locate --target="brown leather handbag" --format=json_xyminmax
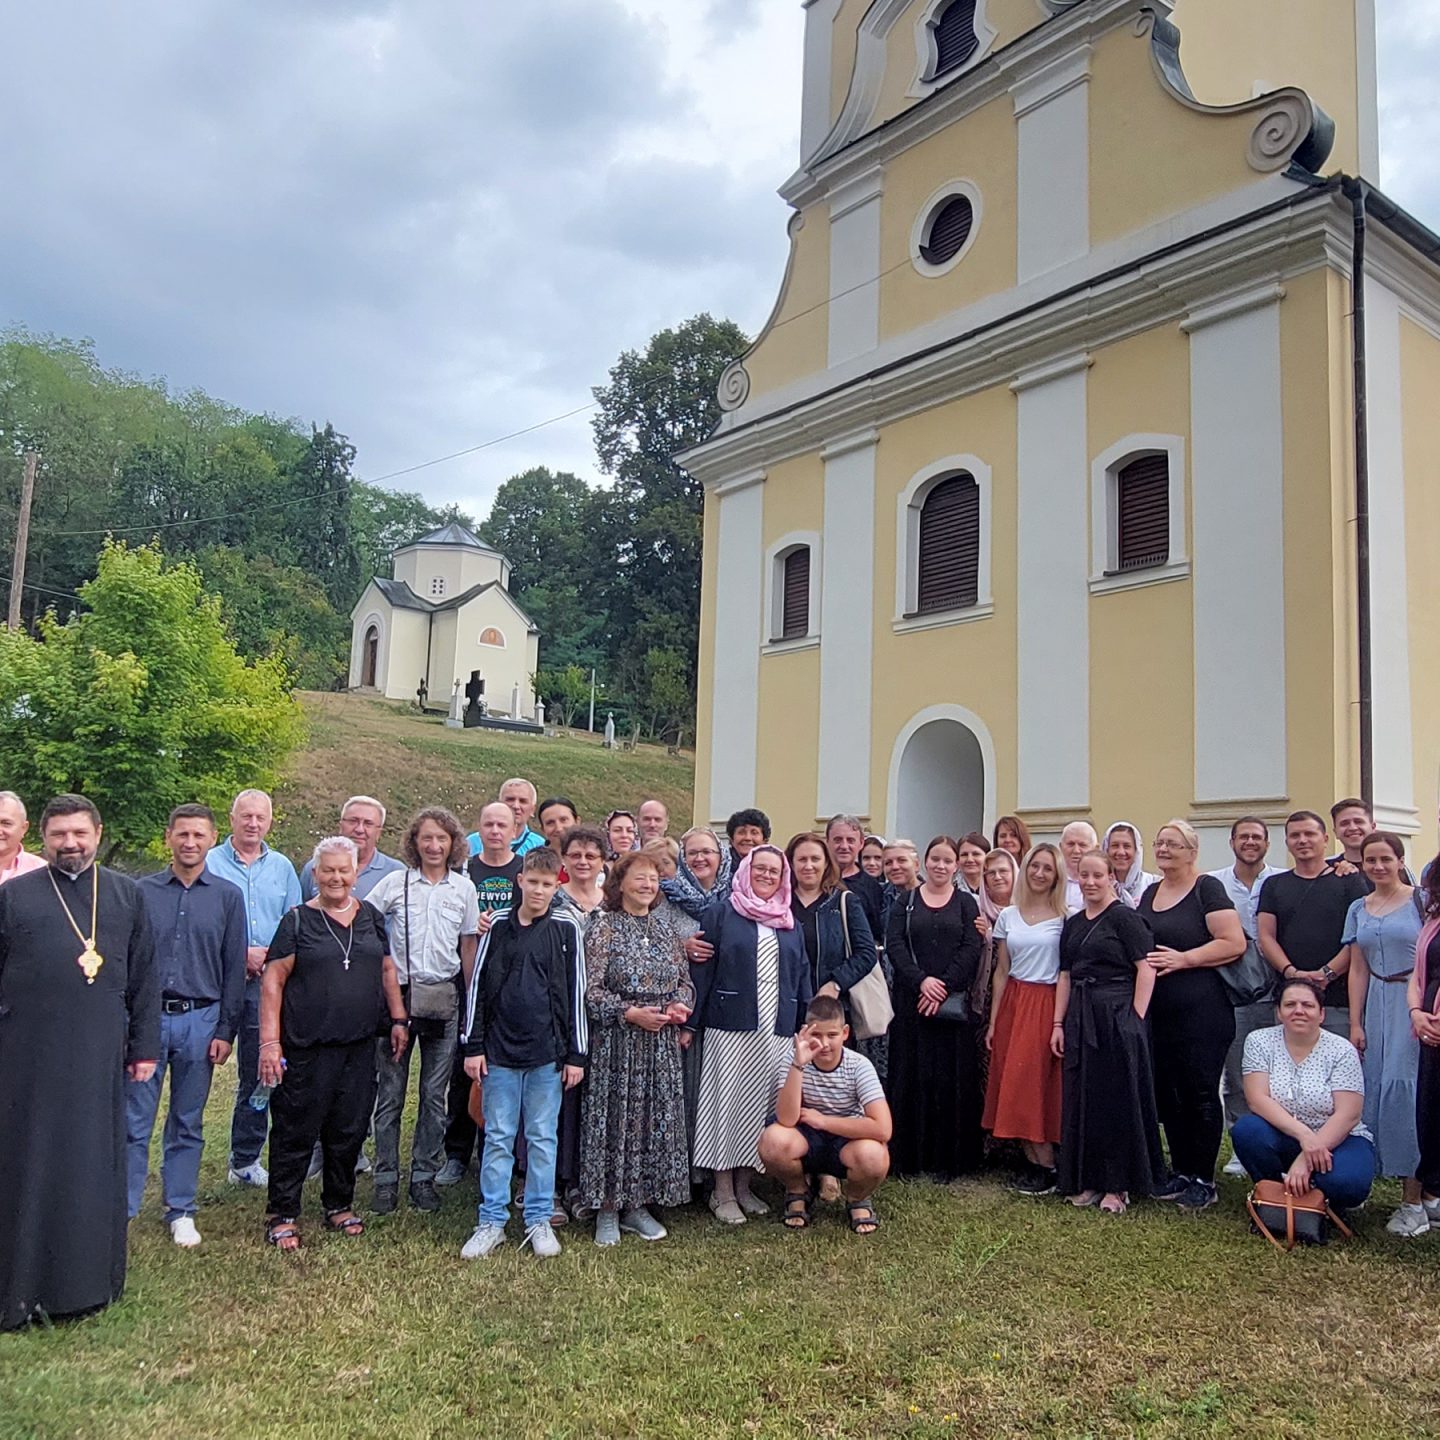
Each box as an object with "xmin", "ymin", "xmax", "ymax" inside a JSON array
[
  {"xmin": 1246, "ymin": 1179, "xmax": 1353, "ymax": 1252},
  {"xmin": 467, "ymin": 1079, "xmax": 484, "ymax": 1129}
]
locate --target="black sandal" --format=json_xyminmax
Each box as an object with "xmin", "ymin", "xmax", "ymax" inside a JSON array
[
  {"xmin": 265, "ymin": 1216, "xmax": 301, "ymax": 1251},
  {"xmin": 846, "ymin": 1200, "xmax": 879, "ymax": 1235},
  {"xmin": 782, "ymin": 1191, "xmax": 813, "ymax": 1230},
  {"xmin": 324, "ymin": 1208, "xmax": 365, "ymax": 1237}
]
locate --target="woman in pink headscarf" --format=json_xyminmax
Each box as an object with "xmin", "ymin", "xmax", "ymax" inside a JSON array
[{"xmin": 685, "ymin": 846, "xmax": 813, "ymax": 1225}]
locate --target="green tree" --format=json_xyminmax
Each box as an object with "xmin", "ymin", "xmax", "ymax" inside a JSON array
[
  {"xmin": 196, "ymin": 545, "xmax": 349, "ymax": 690},
  {"xmin": 0, "ymin": 541, "xmax": 305, "ymax": 859},
  {"xmin": 589, "ymin": 313, "xmax": 748, "ymax": 731},
  {"xmin": 479, "ymin": 466, "xmax": 610, "ymax": 672},
  {"xmin": 289, "ymin": 422, "xmax": 362, "ymax": 608},
  {"xmin": 533, "ymin": 662, "xmax": 592, "ymax": 729}
]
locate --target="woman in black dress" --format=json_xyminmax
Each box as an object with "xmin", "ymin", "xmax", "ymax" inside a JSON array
[
  {"xmin": 1137, "ymin": 819, "xmax": 1246, "ymax": 1211},
  {"xmin": 1053, "ymin": 850, "xmax": 1163, "ymax": 1214},
  {"xmin": 259, "ymin": 836, "xmax": 408, "ymax": 1250},
  {"xmin": 885, "ymin": 835, "xmax": 983, "ymax": 1178}
]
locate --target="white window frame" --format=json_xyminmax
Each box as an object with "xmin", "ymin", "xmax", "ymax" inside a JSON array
[
  {"xmin": 1088, "ymin": 434, "xmax": 1189, "ymax": 596},
  {"xmin": 908, "ymin": 0, "xmax": 998, "ymax": 98},
  {"xmin": 762, "ymin": 531, "xmax": 822, "ymax": 654},
  {"xmin": 478, "ymin": 626, "xmax": 507, "ymax": 648},
  {"xmin": 894, "ymin": 454, "xmax": 993, "ymax": 633},
  {"xmin": 430, "ymin": 575, "xmax": 447, "ymax": 598},
  {"xmin": 910, "ymin": 179, "xmax": 983, "ymax": 278}
]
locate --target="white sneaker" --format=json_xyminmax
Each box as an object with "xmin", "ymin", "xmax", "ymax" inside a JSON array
[
  {"xmin": 1386, "ymin": 1203, "xmax": 1431, "ymax": 1238},
  {"xmin": 169, "ymin": 1216, "xmax": 202, "ymax": 1248},
  {"xmin": 1424, "ymin": 1195, "xmax": 1440, "ymax": 1224},
  {"xmin": 435, "ymin": 1157, "xmax": 467, "ymax": 1187},
  {"xmin": 1222, "ymin": 1155, "xmax": 1247, "ymax": 1178},
  {"xmin": 619, "ymin": 1206, "xmax": 667, "ymax": 1241},
  {"xmin": 227, "ymin": 1161, "xmax": 268, "ymax": 1187},
  {"xmin": 525, "ymin": 1222, "xmax": 562, "ymax": 1259},
  {"xmin": 460, "ymin": 1223, "xmax": 507, "ymax": 1260}
]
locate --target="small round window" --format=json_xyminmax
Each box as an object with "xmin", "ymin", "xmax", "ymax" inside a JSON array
[
  {"xmin": 921, "ymin": 196, "xmax": 973, "ymax": 266},
  {"xmin": 912, "ymin": 182, "xmax": 981, "ymax": 276}
]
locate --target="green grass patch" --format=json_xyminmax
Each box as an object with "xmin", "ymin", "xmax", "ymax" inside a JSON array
[
  {"xmin": 4, "ymin": 1074, "xmax": 1439, "ymax": 1439},
  {"xmin": 268, "ymin": 692, "xmax": 695, "ymax": 858}
]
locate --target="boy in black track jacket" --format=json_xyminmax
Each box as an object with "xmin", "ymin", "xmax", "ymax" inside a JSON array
[{"xmin": 459, "ymin": 849, "xmax": 586, "ymax": 1260}]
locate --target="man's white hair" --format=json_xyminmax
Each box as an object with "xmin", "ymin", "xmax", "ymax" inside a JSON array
[
  {"xmin": 342, "ymin": 795, "xmax": 387, "ymax": 825},
  {"xmin": 0, "ymin": 790, "xmax": 26, "ymax": 820},
  {"xmin": 231, "ymin": 788, "xmax": 273, "ymax": 813},
  {"xmin": 500, "ymin": 777, "xmax": 537, "ymax": 803}
]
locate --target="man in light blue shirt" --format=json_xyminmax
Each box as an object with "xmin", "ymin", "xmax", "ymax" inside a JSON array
[
  {"xmin": 298, "ymin": 795, "xmax": 403, "ymax": 901},
  {"xmin": 466, "ymin": 777, "xmax": 546, "ymax": 858},
  {"xmin": 206, "ymin": 788, "xmax": 301, "ymax": 1187},
  {"xmin": 1209, "ymin": 814, "xmax": 1285, "ymax": 1168}
]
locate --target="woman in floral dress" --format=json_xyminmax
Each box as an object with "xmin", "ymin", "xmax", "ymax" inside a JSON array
[{"xmin": 579, "ymin": 851, "xmax": 694, "ymax": 1247}]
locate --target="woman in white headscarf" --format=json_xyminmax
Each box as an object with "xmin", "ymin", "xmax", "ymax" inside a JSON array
[{"xmin": 1103, "ymin": 822, "xmax": 1156, "ymax": 910}]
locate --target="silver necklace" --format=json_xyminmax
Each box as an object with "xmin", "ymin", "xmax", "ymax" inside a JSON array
[{"xmin": 320, "ymin": 904, "xmax": 356, "ymax": 970}]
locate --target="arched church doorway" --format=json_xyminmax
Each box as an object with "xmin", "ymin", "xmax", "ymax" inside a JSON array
[
  {"xmin": 888, "ymin": 706, "xmax": 992, "ymax": 844},
  {"xmin": 362, "ymin": 625, "xmax": 379, "ymax": 688}
]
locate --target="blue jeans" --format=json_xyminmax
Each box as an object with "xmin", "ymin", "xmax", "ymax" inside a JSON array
[
  {"xmin": 126, "ymin": 1003, "xmax": 219, "ymax": 1222},
  {"xmin": 229, "ymin": 977, "xmax": 269, "ymax": 1168},
  {"xmin": 478, "ymin": 1063, "xmax": 563, "ymax": 1229},
  {"xmin": 1230, "ymin": 1114, "xmax": 1376, "ymax": 1210}
]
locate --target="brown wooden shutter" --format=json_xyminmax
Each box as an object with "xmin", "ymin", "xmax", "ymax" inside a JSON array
[
  {"xmin": 934, "ymin": 0, "xmax": 979, "ymax": 74},
  {"xmin": 1115, "ymin": 455, "xmax": 1170, "ymax": 571},
  {"xmin": 780, "ymin": 547, "xmax": 809, "ymax": 639},
  {"xmin": 916, "ymin": 474, "xmax": 980, "ymax": 614},
  {"xmin": 920, "ymin": 196, "xmax": 974, "ymax": 266}
]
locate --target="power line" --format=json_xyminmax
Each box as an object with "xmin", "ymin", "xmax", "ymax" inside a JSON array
[{"xmin": 0, "ymin": 571, "xmax": 82, "ymax": 601}]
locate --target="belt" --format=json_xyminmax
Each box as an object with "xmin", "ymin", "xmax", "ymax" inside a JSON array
[
  {"xmin": 161, "ymin": 997, "xmax": 212, "ymax": 1014},
  {"xmin": 1379, "ymin": 972, "xmax": 1412, "ymax": 984}
]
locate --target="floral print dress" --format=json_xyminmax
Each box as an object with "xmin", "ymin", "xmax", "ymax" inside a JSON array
[{"xmin": 578, "ymin": 909, "xmax": 694, "ymax": 1212}]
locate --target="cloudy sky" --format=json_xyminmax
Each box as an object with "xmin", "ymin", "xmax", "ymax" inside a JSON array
[{"xmin": 4, "ymin": 2, "xmax": 1438, "ymax": 522}]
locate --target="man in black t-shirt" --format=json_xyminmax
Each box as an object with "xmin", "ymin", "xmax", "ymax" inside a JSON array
[
  {"xmin": 467, "ymin": 802, "xmax": 524, "ymax": 925},
  {"xmin": 1257, "ymin": 810, "xmax": 1369, "ymax": 1036}
]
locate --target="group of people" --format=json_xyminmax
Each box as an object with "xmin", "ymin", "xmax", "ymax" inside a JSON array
[{"xmin": 1, "ymin": 778, "xmax": 1438, "ymax": 1331}]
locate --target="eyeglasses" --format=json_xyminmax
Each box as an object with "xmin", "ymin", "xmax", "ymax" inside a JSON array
[{"xmin": 685, "ymin": 847, "xmax": 720, "ymax": 860}]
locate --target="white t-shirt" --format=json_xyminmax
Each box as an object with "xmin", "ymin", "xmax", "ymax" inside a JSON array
[
  {"xmin": 1241, "ymin": 1026, "xmax": 1372, "ymax": 1140},
  {"xmin": 993, "ymin": 906, "xmax": 1063, "ymax": 985},
  {"xmin": 773, "ymin": 1047, "xmax": 884, "ymax": 1119}
]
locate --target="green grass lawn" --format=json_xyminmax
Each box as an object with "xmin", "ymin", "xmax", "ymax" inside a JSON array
[
  {"xmin": 3, "ymin": 1068, "xmax": 1438, "ymax": 1440},
  {"xmin": 268, "ymin": 692, "xmax": 696, "ymax": 860}
]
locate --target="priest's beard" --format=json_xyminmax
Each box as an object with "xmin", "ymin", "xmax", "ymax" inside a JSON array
[{"xmin": 51, "ymin": 849, "xmax": 95, "ymax": 874}]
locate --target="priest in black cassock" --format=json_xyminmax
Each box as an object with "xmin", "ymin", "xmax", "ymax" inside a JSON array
[{"xmin": 0, "ymin": 793, "xmax": 159, "ymax": 1331}]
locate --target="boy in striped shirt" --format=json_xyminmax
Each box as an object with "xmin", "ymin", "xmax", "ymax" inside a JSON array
[{"xmin": 759, "ymin": 995, "xmax": 892, "ymax": 1235}]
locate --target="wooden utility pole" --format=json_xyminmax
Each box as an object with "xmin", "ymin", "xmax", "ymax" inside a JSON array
[{"xmin": 7, "ymin": 451, "xmax": 37, "ymax": 630}]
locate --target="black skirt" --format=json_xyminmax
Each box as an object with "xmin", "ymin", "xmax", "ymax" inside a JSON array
[
  {"xmin": 887, "ymin": 1009, "xmax": 983, "ymax": 1180},
  {"xmin": 1057, "ymin": 980, "xmax": 1165, "ymax": 1196}
]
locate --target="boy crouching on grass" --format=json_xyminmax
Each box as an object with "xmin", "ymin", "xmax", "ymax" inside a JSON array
[
  {"xmin": 758, "ymin": 996, "xmax": 891, "ymax": 1234},
  {"xmin": 459, "ymin": 848, "xmax": 587, "ymax": 1261}
]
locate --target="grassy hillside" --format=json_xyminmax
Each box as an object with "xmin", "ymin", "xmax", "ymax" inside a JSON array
[{"xmin": 269, "ymin": 692, "xmax": 695, "ymax": 857}]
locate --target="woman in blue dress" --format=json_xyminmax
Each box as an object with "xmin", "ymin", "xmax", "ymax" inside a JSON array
[{"xmin": 1344, "ymin": 830, "xmax": 1438, "ymax": 1236}]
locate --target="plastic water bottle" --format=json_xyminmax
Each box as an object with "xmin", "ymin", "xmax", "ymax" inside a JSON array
[{"xmin": 249, "ymin": 1060, "xmax": 285, "ymax": 1111}]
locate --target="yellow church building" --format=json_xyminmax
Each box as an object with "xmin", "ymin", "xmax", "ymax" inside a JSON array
[{"xmin": 683, "ymin": 0, "xmax": 1440, "ymax": 867}]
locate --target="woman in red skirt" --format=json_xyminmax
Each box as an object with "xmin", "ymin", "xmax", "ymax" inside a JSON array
[{"xmin": 983, "ymin": 843, "xmax": 1067, "ymax": 1195}]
